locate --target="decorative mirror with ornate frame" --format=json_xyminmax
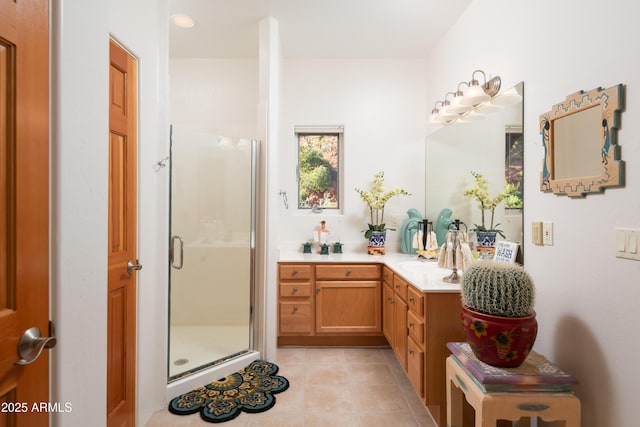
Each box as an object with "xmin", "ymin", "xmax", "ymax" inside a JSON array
[{"xmin": 539, "ymin": 84, "xmax": 625, "ymax": 197}]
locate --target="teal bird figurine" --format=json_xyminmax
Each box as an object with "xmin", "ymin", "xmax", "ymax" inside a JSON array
[
  {"xmin": 400, "ymin": 208, "xmax": 423, "ymax": 254},
  {"xmin": 435, "ymin": 208, "xmax": 453, "ymax": 246}
]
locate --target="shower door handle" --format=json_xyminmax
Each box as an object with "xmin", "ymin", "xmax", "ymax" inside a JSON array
[{"xmin": 170, "ymin": 235, "xmax": 184, "ymax": 269}]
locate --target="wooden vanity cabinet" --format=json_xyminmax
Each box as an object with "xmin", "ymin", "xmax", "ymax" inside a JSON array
[
  {"xmin": 278, "ymin": 262, "xmax": 385, "ymax": 346},
  {"xmin": 388, "ymin": 269, "xmax": 465, "ymax": 426},
  {"xmin": 278, "ymin": 264, "xmax": 313, "ymax": 336},
  {"xmin": 315, "ymin": 264, "xmax": 381, "ymax": 334},
  {"xmin": 421, "ymin": 290, "xmax": 466, "ymax": 426},
  {"xmin": 382, "ymin": 267, "xmax": 409, "ymax": 369}
]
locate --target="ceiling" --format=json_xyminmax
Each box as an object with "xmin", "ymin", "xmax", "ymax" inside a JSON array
[{"xmin": 169, "ymin": 0, "xmax": 473, "ymax": 59}]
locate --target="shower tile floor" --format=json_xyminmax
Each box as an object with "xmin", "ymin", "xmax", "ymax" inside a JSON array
[
  {"xmin": 148, "ymin": 347, "xmax": 438, "ymax": 426},
  {"xmin": 169, "ymin": 325, "xmax": 250, "ymax": 378}
]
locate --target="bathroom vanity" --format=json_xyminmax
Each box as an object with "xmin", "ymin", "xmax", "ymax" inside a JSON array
[{"xmin": 277, "ymin": 252, "xmax": 465, "ymax": 425}]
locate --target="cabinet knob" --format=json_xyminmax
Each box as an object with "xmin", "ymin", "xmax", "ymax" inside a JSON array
[
  {"xmin": 345, "ymin": 269, "xmax": 352, "ymax": 276},
  {"xmin": 409, "ymin": 322, "xmax": 414, "ymax": 328},
  {"xmin": 293, "ymin": 306, "xmax": 298, "ymax": 312},
  {"xmin": 395, "ymin": 284, "xmax": 400, "ymax": 289},
  {"xmin": 409, "ymin": 348, "xmax": 414, "ymax": 355},
  {"xmin": 409, "ymin": 296, "xmax": 414, "ymax": 303},
  {"xmin": 291, "ymin": 269, "xmax": 298, "ymax": 276},
  {"xmin": 390, "ymin": 299, "xmax": 395, "ymax": 304},
  {"xmin": 292, "ymin": 287, "xmax": 298, "ymax": 293},
  {"xmin": 317, "ymin": 287, "xmax": 321, "ymax": 293}
]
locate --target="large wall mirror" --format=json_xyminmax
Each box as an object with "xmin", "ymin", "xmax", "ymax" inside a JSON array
[
  {"xmin": 539, "ymin": 84, "xmax": 624, "ymax": 197},
  {"xmin": 425, "ymin": 82, "xmax": 524, "ymax": 261}
]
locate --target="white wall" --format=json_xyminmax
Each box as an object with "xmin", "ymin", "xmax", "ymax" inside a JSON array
[
  {"xmin": 170, "ymin": 58, "xmax": 259, "ymax": 137},
  {"xmin": 52, "ymin": 0, "xmax": 169, "ymax": 425},
  {"xmin": 278, "ymin": 59, "xmax": 428, "ymax": 252},
  {"xmin": 426, "ymin": 0, "xmax": 640, "ymax": 425}
]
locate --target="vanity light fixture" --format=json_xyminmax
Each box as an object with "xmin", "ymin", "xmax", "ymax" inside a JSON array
[
  {"xmin": 428, "ymin": 69, "xmax": 501, "ymax": 124},
  {"xmin": 460, "ymin": 70, "xmax": 501, "ymax": 106},
  {"xmin": 430, "ymin": 101, "xmax": 447, "ymax": 123},
  {"xmin": 436, "ymin": 92, "xmax": 460, "ymax": 122},
  {"xmin": 447, "ymin": 82, "xmax": 473, "ymax": 114}
]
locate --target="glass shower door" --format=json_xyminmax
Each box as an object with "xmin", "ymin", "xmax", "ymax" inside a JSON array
[{"xmin": 168, "ymin": 126, "xmax": 255, "ymax": 381}]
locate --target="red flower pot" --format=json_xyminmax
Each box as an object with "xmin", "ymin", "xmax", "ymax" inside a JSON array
[{"xmin": 461, "ymin": 305, "xmax": 538, "ymax": 368}]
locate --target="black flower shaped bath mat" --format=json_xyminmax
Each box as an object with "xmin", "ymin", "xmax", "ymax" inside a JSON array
[{"xmin": 168, "ymin": 359, "xmax": 289, "ymax": 423}]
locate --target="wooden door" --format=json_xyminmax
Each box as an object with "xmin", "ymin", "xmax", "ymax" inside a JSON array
[
  {"xmin": 107, "ymin": 39, "xmax": 138, "ymax": 427},
  {"xmin": 0, "ymin": 0, "xmax": 51, "ymax": 425}
]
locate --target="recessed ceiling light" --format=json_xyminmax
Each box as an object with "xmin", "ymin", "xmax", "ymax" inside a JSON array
[{"xmin": 171, "ymin": 14, "xmax": 195, "ymax": 28}]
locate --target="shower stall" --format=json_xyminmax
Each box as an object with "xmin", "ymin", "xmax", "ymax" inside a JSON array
[{"xmin": 167, "ymin": 126, "xmax": 258, "ymax": 396}]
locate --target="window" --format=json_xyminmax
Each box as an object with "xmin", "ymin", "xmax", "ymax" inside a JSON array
[
  {"xmin": 505, "ymin": 126, "xmax": 523, "ymax": 209},
  {"xmin": 296, "ymin": 126, "xmax": 343, "ymax": 210}
]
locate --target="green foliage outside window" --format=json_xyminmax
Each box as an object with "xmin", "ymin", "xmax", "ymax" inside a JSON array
[{"xmin": 298, "ymin": 134, "xmax": 339, "ymax": 209}]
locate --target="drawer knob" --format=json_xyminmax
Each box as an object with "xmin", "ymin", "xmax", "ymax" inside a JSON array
[
  {"xmin": 409, "ymin": 348, "xmax": 414, "ymax": 355},
  {"xmin": 293, "ymin": 306, "xmax": 298, "ymax": 312},
  {"xmin": 317, "ymin": 287, "xmax": 321, "ymax": 293},
  {"xmin": 292, "ymin": 287, "xmax": 298, "ymax": 293},
  {"xmin": 291, "ymin": 269, "xmax": 298, "ymax": 276},
  {"xmin": 409, "ymin": 322, "xmax": 414, "ymax": 328},
  {"xmin": 395, "ymin": 284, "xmax": 400, "ymax": 289},
  {"xmin": 346, "ymin": 269, "xmax": 352, "ymax": 276},
  {"xmin": 409, "ymin": 296, "xmax": 414, "ymax": 303}
]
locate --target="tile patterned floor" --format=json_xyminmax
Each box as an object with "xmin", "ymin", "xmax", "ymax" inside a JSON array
[{"xmin": 147, "ymin": 347, "xmax": 438, "ymax": 426}]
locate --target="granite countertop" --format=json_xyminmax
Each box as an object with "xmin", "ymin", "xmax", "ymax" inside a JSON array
[{"xmin": 278, "ymin": 250, "xmax": 461, "ymax": 293}]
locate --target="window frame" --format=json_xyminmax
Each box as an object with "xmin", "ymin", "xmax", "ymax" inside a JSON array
[{"xmin": 294, "ymin": 125, "xmax": 344, "ymax": 213}]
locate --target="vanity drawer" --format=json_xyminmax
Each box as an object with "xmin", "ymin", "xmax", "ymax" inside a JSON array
[
  {"xmin": 279, "ymin": 264, "xmax": 311, "ymax": 280},
  {"xmin": 315, "ymin": 264, "xmax": 381, "ymax": 280},
  {"xmin": 279, "ymin": 302, "xmax": 312, "ymax": 334},
  {"xmin": 408, "ymin": 310, "xmax": 425, "ymax": 345},
  {"xmin": 407, "ymin": 286, "xmax": 425, "ymax": 317},
  {"xmin": 393, "ymin": 275, "xmax": 408, "ymax": 302},
  {"xmin": 382, "ymin": 266, "xmax": 393, "ymax": 285},
  {"xmin": 279, "ymin": 282, "xmax": 311, "ymax": 297}
]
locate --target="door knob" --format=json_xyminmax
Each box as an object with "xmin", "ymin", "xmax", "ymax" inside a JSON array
[
  {"xmin": 16, "ymin": 325, "xmax": 57, "ymax": 365},
  {"xmin": 127, "ymin": 259, "xmax": 143, "ymax": 275}
]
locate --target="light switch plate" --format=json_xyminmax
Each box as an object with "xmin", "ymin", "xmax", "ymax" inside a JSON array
[
  {"xmin": 542, "ymin": 222, "xmax": 553, "ymax": 245},
  {"xmin": 616, "ymin": 228, "xmax": 640, "ymax": 260}
]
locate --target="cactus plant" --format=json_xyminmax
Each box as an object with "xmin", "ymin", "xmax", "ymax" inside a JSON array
[
  {"xmin": 461, "ymin": 260, "xmax": 535, "ymax": 318},
  {"xmin": 460, "ymin": 260, "xmax": 538, "ymax": 367}
]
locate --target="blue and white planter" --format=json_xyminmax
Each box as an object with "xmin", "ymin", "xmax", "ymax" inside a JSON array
[
  {"xmin": 367, "ymin": 231, "xmax": 386, "ymax": 255},
  {"xmin": 476, "ymin": 231, "xmax": 498, "ymax": 247}
]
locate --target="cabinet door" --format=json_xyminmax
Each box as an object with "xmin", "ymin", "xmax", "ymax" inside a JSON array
[
  {"xmin": 382, "ymin": 283, "xmax": 394, "ymax": 344},
  {"xmin": 393, "ymin": 297, "xmax": 408, "ymax": 370},
  {"xmin": 407, "ymin": 336, "xmax": 424, "ymax": 398},
  {"xmin": 316, "ymin": 280, "xmax": 381, "ymax": 334}
]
